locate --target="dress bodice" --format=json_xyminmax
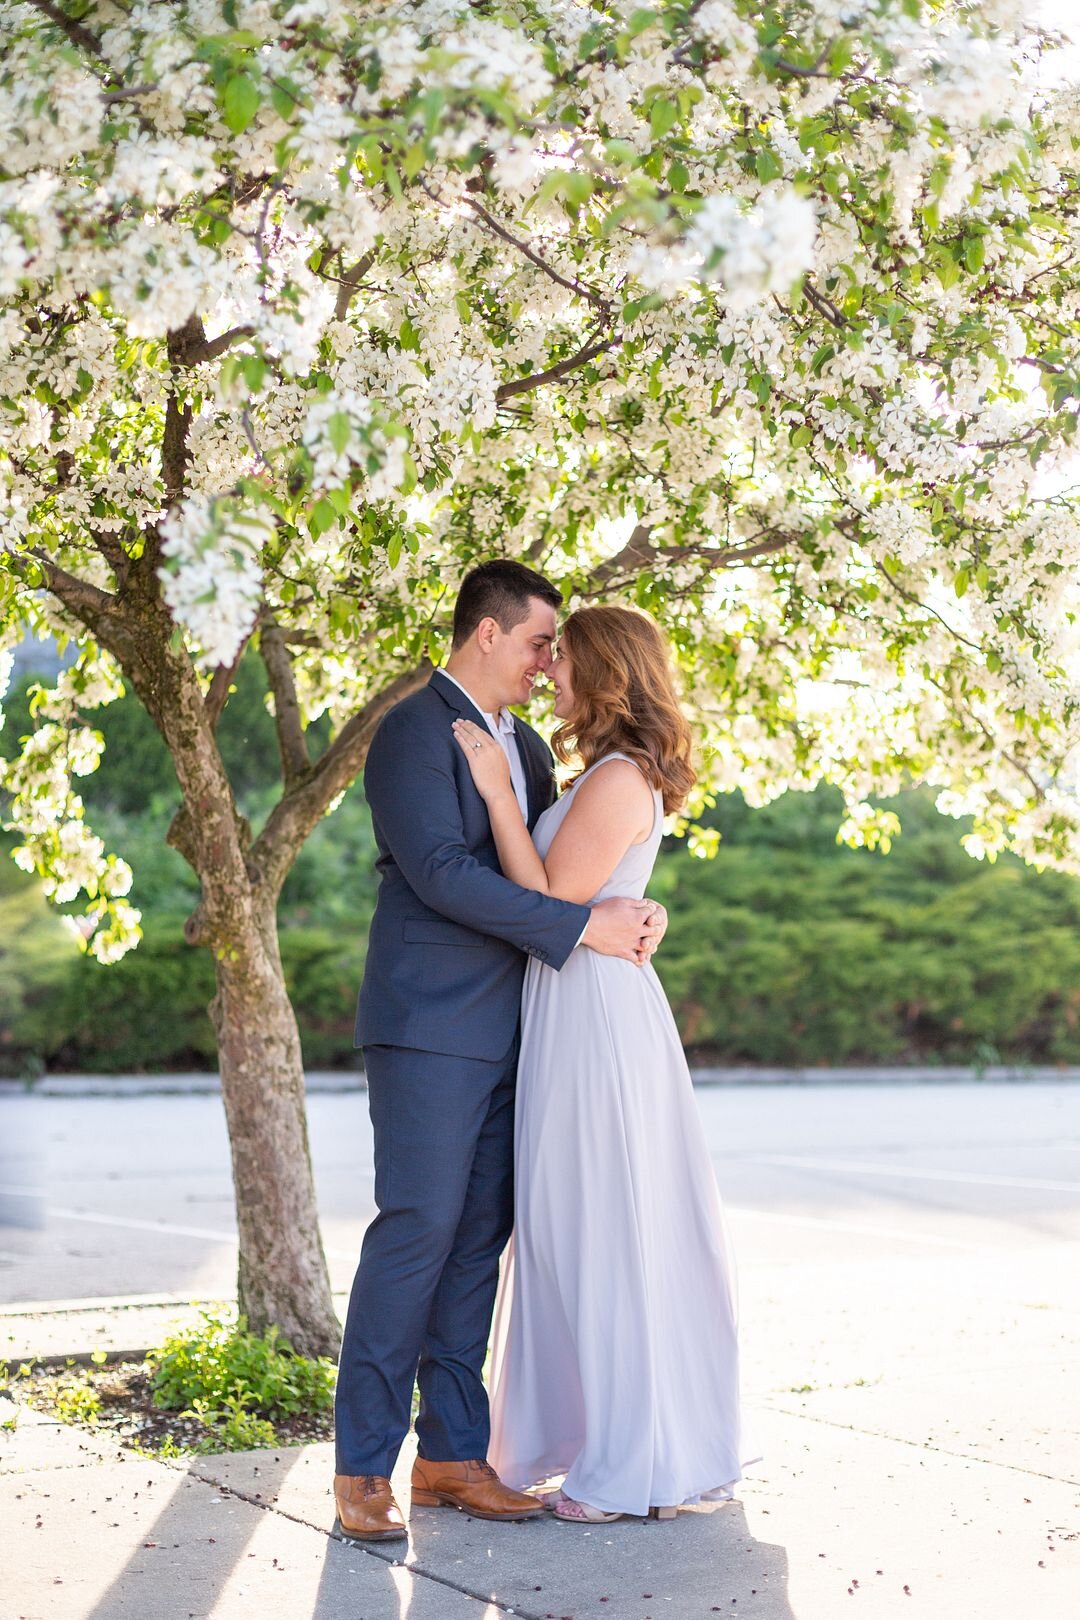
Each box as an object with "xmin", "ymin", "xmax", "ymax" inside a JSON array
[{"xmin": 531, "ymin": 752, "xmax": 664, "ymax": 904}]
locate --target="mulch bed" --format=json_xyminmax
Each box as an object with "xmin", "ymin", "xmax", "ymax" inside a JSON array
[{"xmin": 9, "ymin": 1360, "xmax": 334, "ymax": 1456}]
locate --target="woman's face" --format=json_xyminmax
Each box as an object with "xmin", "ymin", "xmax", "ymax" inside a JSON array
[{"xmin": 550, "ymin": 643, "xmax": 574, "ymax": 719}]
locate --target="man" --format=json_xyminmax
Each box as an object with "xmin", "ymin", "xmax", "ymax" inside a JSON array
[{"xmin": 334, "ymin": 560, "xmax": 665, "ymax": 1540}]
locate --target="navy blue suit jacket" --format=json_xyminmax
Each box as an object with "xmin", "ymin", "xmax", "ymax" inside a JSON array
[{"xmin": 355, "ymin": 670, "xmax": 590, "ymax": 1061}]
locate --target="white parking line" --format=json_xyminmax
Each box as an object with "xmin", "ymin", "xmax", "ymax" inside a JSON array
[
  {"xmin": 744, "ymin": 1155, "xmax": 1080, "ymax": 1194},
  {"xmin": 43, "ymin": 1204, "xmax": 358, "ymax": 1261},
  {"xmin": 726, "ymin": 1205, "xmax": 985, "ymax": 1250},
  {"xmin": 38, "ymin": 1199, "xmax": 982, "ymax": 1264},
  {"xmin": 28, "ymin": 1185, "xmax": 1054, "ymax": 1268}
]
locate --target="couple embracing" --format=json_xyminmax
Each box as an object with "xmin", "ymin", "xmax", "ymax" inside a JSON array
[{"xmin": 334, "ymin": 560, "xmax": 751, "ymax": 1535}]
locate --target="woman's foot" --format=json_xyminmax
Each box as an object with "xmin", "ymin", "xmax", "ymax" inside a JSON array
[
  {"xmin": 554, "ymin": 1495, "xmax": 624, "ymax": 1523},
  {"xmin": 700, "ymin": 1483, "xmax": 737, "ymax": 1503}
]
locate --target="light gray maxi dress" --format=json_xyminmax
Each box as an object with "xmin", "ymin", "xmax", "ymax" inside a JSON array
[{"xmin": 488, "ymin": 753, "xmax": 752, "ymax": 1515}]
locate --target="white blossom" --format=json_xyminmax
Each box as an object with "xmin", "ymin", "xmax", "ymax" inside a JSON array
[
  {"xmin": 160, "ymin": 499, "xmax": 270, "ymax": 669},
  {"xmin": 688, "ymin": 190, "xmax": 818, "ymax": 307}
]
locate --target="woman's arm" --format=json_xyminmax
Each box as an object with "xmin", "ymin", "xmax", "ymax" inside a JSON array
[{"xmin": 452, "ymin": 719, "xmax": 653, "ymax": 904}]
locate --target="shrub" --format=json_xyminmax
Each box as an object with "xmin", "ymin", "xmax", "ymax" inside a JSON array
[{"xmin": 148, "ymin": 1311, "xmax": 335, "ymax": 1423}]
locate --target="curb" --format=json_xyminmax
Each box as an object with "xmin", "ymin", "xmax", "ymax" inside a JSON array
[
  {"xmin": 1, "ymin": 1293, "xmax": 352, "ymax": 1372},
  {"xmin": 2, "ymin": 1065, "xmax": 1078, "ymax": 1097}
]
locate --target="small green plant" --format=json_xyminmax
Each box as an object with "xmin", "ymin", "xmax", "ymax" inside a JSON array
[
  {"xmin": 53, "ymin": 1379, "xmax": 102, "ymax": 1425},
  {"xmin": 129, "ymin": 1434, "xmax": 187, "ymax": 1461},
  {"xmin": 184, "ymin": 1394, "xmax": 279, "ymax": 1453},
  {"xmin": 148, "ymin": 1311, "xmax": 335, "ymax": 1424}
]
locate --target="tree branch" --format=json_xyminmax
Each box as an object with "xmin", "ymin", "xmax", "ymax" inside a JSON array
[
  {"xmin": 250, "ymin": 662, "xmax": 431, "ymax": 897},
  {"xmin": 333, "ymin": 254, "xmax": 375, "ymax": 321},
  {"xmin": 204, "ymin": 636, "xmax": 253, "ymax": 730},
  {"xmin": 27, "ymin": 0, "xmax": 102, "ymax": 58},
  {"xmin": 871, "ymin": 560, "xmax": 983, "ymax": 652},
  {"xmin": 583, "ymin": 524, "xmax": 796, "ymax": 594},
  {"xmin": 160, "ymin": 391, "xmax": 192, "ymax": 501},
  {"xmin": 25, "ymin": 548, "xmax": 117, "ymax": 623},
  {"xmin": 461, "ymin": 198, "xmax": 612, "ymax": 313},
  {"xmin": 100, "ymin": 82, "xmax": 158, "ymax": 103},
  {"xmin": 259, "ymin": 619, "xmax": 311, "ymax": 787},
  {"xmin": 802, "ymin": 275, "xmax": 846, "ymax": 328},
  {"xmin": 496, "ymin": 335, "xmax": 622, "ymax": 404},
  {"xmin": 167, "ymin": 314, "xmax": 255, "ymax": 369}
]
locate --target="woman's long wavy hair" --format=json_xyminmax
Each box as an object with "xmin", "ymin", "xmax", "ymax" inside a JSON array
[{"xmin": 552, "ymin": 606, "xmax": 695, "ymax": 815}]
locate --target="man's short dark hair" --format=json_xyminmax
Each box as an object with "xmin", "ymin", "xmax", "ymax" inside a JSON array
[{"xmin": 452, "ymin": 560, "xmax": 562, "ymax": 648}]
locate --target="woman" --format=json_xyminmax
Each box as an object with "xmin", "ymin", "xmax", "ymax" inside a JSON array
[{"xmin": 451, "ymin": 604, "xmax": 751, "ymax": 1524}]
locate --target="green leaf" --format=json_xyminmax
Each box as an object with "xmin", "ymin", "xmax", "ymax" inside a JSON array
[
  {"xmin": 308, "ymin": 498, "xmax": 337, "ymax": 539},
  {"xmin": 326, "ymin": 412, "xmax": 351, "ymax": 456},
  {"xmin": 222, "ymin": 73, "xmax": 260, "ymax": 134},
  {"xmin": 626, "ymin": 8, "xmax": 658, "ymax": 37},
  {"xmin": 399, "ymin": 316, "xmax": 420, "ymax": 352},
  {"xmin": 954, "ymin": 568, "xmax": 969, "ymax": 598},
  {"xmin": 270, "ymin": 80, "xmax": 296, "ymax": 121},
  {"xmin": 791, "ymin": 423, "xmax": 813, "ymax": 449},
  {"xmin": 755, "ymin": 148, "xmax": 783, "ymax": 183},
  {"xmin": 935, "ymin": 249, "xmax": 960, "ymax": 291},
  {"xmin": 649, "ymin": 98, "xmax": 678, "ymax": 140},
  {"xmin": 964, "ymin": 235, "xmax": 985, "ymax": 274},
  {"xmin": 668, "ymin": 160, "xmax": 689, "ymax": 193},
  {"xmin": 387, "ymin": 531, "xmax": 402, "ymax": 570},
  {"xmin": 403, "ymin": 141, "xmax": 427, "ymax": 180},
  {"xmin": 622, "ymin": 293, "xmax": 662, "ymax": 323}
]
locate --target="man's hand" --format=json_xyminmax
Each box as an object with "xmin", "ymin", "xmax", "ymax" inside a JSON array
[
  {"xmin": 636, "ymin": 901, "xmax": 667, "ymax": 965},
  {"xmin": 583, "ymin": 897, "xmax": 663, "ymax": 964}
]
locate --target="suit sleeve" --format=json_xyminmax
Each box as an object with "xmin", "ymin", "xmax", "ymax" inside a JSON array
[{"xmin": 364, "ymin": 709, "xmax": 590, "ymax": 971}]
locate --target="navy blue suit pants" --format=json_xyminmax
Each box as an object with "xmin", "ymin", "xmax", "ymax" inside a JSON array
[{"xmin": 334, "ymin": 1040, "xmax": 517, "ymax": 1478}]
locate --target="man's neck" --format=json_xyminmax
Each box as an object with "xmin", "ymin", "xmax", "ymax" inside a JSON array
[{"xmin": 442, "ymin": 656, "xmax": 506, "ymax": 717}]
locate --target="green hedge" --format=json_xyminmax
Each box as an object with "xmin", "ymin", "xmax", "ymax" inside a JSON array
[
  {"xmin": 2, "ymin": 782, "xmax": 1078, "ymax": 1073},
  {"xmin": 5, "ymin": 911, "xmax": 368, "ymax": 1075},
  {"xmin": 658, "ymin": 860, "xmax": 1080, "ymax": 1065}
]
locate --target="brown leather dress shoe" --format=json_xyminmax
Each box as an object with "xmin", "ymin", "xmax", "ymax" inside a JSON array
[
  {"xmin": 334, "ymin": 1474, "xmax": 407, "ymax": 1540},
  {"xmin": 410, "ymin": 1457, "xmax": 543, "ymax": 1520}
]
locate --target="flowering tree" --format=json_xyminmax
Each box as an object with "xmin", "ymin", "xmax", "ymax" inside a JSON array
[{"xmin": 1, "ymin": 0, "xmax": 1077, "ymax": 1353}]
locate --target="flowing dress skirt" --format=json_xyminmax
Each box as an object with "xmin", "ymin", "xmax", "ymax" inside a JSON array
[{"xmin": 489, "ymin": 945, "xmax": 753, "ymax": 1515}]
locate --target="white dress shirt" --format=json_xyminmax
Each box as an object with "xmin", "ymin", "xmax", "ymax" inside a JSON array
[
  {"xmin": 440, "ymin": 670, "xmax": 530, "ymax": 821},
  {"xmin": 441, "ymin": 669, "xmax": 590, "ymax": 950}
]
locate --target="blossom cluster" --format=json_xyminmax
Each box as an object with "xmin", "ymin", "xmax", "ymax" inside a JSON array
[
  {"xmin": 159, "ymin": 498, "xmax": 272, "ymax": 670},
  {"xmin": 0, "ymin": 0, "xmax": 1076, "ymax": 941}
]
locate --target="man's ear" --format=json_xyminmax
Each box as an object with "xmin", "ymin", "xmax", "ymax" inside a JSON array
[{"xmin": 476, "ymin": 615, "xmax": 499, "ymax": 654}]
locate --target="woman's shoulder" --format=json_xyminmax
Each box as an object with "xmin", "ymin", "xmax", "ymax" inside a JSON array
[{"xmin": 570, "ymin": 754, "xmax": 656, "ymax": 807}]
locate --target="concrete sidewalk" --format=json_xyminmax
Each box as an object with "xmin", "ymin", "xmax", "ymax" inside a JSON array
[
  {"xmin": 5, "ymin": 1242, "xmax": 1080, "ymax": 1620},
  {"xmin": 3, "ymin": 1390, "xmax": 1077, "ymax": 1619}
]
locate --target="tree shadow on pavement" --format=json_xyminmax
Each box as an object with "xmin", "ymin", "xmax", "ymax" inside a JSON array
[
  {"xmin": 315, "ymin": 1496, "xmax": 795, "ymax": 1620},
  {"xmin": 83, "ymin": 1449, "xmax": 312, "ymax": 1620}
]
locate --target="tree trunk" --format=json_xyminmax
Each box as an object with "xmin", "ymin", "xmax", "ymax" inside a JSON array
[{"xmin": 208, "ymin": 899, "xmax": 340, "ymax": 1360}]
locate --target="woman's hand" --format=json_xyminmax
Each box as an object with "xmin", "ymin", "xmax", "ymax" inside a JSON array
[{"xmin": 452, "ymin": 718, "xmax": 514, "ymax": 804}]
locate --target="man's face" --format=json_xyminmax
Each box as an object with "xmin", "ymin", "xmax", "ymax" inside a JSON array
[{"xmin": 489, "ymin": 597, "xmax": 558, "ymax": 708}]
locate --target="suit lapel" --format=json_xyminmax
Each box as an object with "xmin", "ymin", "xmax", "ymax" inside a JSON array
[
  {"xmin": 512, "ymin": 727, "xmax": 538, "ymax": 828},
  {"xmin": 429, "ymin": 668, "xmax": 487, "ymax": 725},
  {"xmin": 431, "ymin": 670, "xmax": 551, "ymax": 828},
  {"xmin": 514, "ymin": 723, "xmax": 556, "ymax": 828}
]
